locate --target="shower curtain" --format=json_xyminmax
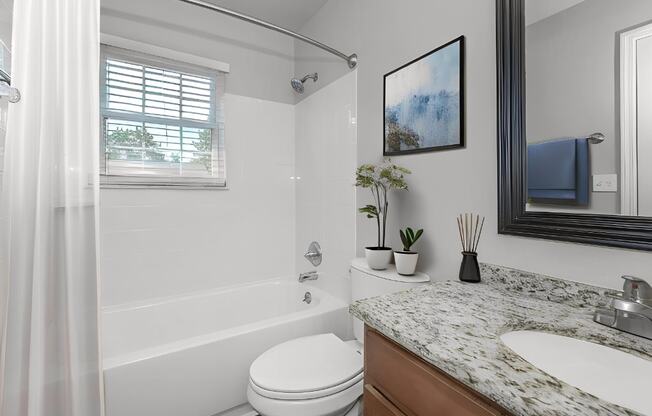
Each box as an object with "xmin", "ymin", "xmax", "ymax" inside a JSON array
[{"xmin": 0, "ymin": 0, "xmax": 104, "ymax": 415}]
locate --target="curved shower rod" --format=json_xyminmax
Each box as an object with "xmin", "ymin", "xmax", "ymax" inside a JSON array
[{"xmin": 177, "ymin": 0, "xmax": 358, "ymax": 69}]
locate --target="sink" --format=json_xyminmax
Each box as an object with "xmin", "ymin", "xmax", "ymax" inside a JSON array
[{"xmin": 500, "ymin": 330, "xmax": 652, "ymax": 415}]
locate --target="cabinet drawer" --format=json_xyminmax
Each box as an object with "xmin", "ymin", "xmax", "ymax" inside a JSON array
[
  {"xmin": 364, "ymin": 384, "xmax": 407, "ymax": 416},
  {"xmin": 364, "ymin": 326, "xmax": 507, "ymax": 416}
]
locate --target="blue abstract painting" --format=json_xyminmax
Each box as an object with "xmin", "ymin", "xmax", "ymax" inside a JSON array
[{"xmin": 384, "ymin": 37, "xmax": 464, "ymax": 154}]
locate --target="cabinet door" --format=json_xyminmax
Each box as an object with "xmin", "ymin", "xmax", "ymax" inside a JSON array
[
  {"xmin": 364, "ymin": 384, "xmax": 407, "ymax": 416},
  {"xmin": 365, "ymin": 327, "xmax": 508, "ymax": 416}
]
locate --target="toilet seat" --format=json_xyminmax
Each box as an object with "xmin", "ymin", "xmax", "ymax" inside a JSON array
[
  {"xmin": 249, "ymin": 370, "xmax": 363, "ymax": 400},
  {"xmin": 249, "ymin": 333, "xmax": 363, "ymax": 396},
  {"xmin": 247, "ymin": 334, "xmax": 364, "ymax": 416}
]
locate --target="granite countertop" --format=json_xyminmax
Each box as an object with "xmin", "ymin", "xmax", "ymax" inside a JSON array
[{"xmin": 349, "ymin": 264, "xmax": 652, "ymax": 416}]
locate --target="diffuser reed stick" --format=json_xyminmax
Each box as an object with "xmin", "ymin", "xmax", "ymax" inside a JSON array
[
  {"xmin": 456, "ymin": 217, "xmax": 465, "ymax": 251},
  {"xmin": 472, "ymin": 217, "xmax": 485, "ymax": 252},
  {"xmin": 457, "ymin": 213, "xmax": 485, "ymax": 253}
]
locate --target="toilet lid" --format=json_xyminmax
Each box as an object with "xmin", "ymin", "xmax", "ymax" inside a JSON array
[{"xmin": 249, "ymin": 334, "xmax": 363, "ymax": 395}]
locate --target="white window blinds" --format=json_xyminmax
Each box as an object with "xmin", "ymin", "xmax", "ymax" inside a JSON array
[{"xmin": 100, "ymin": 45, "xmax": 226, "ymax": 187}]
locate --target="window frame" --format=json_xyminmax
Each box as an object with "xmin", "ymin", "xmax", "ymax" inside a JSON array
[{"xmin": 99, "ymin": 44, "xmax": 227, "ymax": 189}]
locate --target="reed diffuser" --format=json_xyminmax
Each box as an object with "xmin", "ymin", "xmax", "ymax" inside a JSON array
[{"xmin": 456, "ymin": 213, "xmax": 485, "ymax": 283}]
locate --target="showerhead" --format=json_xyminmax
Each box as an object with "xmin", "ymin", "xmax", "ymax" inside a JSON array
[
  {"xmin": 290, "ymin": 73, "xmax": 318, "ymax": 93},
  {"xmin": 290, "ymin": 78, "xmax": 305, "ymax": 93}
]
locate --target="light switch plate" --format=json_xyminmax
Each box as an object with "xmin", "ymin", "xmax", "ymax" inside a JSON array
[{"xmin": 593, "ymin": 174, "xmax": 618, "ymax": 192}]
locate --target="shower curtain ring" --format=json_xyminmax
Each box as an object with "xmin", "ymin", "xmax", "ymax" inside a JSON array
[
  {"xmin": 0, "ymin": 83, "xmax": 20, "ymax": 103},
  {"xmin": 6, "ymin": 87, "xmax": 20, "ymax": 103}
]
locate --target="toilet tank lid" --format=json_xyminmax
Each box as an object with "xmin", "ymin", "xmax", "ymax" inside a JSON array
[{"xmin": 350, "ymin": 258, "xmax": 430, "ymax": 283}]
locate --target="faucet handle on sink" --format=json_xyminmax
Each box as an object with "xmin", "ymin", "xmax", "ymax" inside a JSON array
[{"xmin": 621, "ymin": 275, "xmax": 652, "ymax": 306}]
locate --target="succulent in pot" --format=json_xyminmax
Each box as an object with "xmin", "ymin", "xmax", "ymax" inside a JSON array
[
  {"xmin": 394, "ymin": 227, "xmax": 423, "ymax": 275},
  {"xmin": 356, "ymin": 160, "xmax": 410, "ymax": 270}
]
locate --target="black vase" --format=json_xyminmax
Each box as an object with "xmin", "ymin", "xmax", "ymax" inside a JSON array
[{"xmin": 459, "ymin": 251, "xmax": 481, "ymax": 283}]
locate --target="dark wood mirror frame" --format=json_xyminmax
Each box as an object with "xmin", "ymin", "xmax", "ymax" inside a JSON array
[{"xmin": 496, "ymin": 0, "xmax": 652, "ymax": 251}]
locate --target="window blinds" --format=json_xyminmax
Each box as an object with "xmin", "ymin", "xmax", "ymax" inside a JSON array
[{"xmin": 100, "ymin": 45, "xmax": 226, "ymax": 187}]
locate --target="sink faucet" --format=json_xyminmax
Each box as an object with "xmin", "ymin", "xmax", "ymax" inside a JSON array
[
  {"xmin": 299, "ymin": 270, "xmax": 318, "ymax": 283},
  {"xmin": 594, "ymin": 275, "xmax": 652, "ymax": 340}
]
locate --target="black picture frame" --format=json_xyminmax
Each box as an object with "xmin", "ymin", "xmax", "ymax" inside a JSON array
[
  {"xmin": 383, "ymin": 36, "xmax": 465, "ymax": 156},
  {"xmin": 496, "ymin": 0, "xmax": 652, "ymax": 251}
]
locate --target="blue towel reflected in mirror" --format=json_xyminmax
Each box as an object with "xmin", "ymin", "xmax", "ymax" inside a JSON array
[{"xmin": 527, "ymin": 138, "xmax": 589, "ymax": 206}]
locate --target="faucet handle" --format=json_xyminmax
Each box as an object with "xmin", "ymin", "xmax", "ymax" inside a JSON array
[
  {"xmin": 621, "ymin": 275, "xmax": 652, "ymax": 306},
  {"xmin": 304, "ymin": 241, "xmax": 322, "ymax": 266}
]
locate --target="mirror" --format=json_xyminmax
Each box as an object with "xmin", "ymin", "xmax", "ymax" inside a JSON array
[
  {"xmin": 524, "ymin": 0, "xmax": 652, "ymax": 216},
  {"xmin": 497, "ymin": 0, "xmax": 652, "ymax": 251}
]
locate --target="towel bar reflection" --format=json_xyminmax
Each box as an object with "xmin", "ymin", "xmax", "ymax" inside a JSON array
[
  {"xmin": 588, "ymin": 133, "xmax": 605, "ymax": 144},
  {"xmin": 534, "ymin": 133, "xmax": 605, "ymax": 145},
  {"xmin": 0, "ymin": 69, "xmax": 20, "ymax": 103}
]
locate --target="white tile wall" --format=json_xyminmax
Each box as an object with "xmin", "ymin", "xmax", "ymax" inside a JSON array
[
  {"xmin": 294, "ymin": 71, "xmax": 357, "ymax": 303},
  {"xmin": 101, "ymin": 74, "xmax": 358, "ymax": 308},
  {"xmin": 0, "ymin": 99, "xmax": 7, "ymax": 173},
  {"xmin": 100, "ymin": 94, "xmax": 295, "ymax": 306}
]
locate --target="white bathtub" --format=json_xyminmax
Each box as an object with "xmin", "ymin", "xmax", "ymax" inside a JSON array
[{"xmin": 102, "ymin": 279, "xmax": 350, "ymax": 416}]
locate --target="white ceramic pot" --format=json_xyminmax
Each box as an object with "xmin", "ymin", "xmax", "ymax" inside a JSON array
[
  {"xmin": 365, "ymin": 247, "xmax": 393, "ymax": 270},
  {"xmin": 394, "ymin": 251, "xmax": 419, "ymax": 275}
]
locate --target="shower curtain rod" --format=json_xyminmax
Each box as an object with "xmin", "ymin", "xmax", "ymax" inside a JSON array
[
  {"xmin": 0, "ymin": 68, "xmax": 10, "ymax": 84},
  {"xmin": 177, "ymin": 0, "xmax": 358, "ymax": 69}
]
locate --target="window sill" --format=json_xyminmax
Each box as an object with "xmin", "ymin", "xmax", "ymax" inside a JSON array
[
  {"xmin": 100, "ymin": 176, "xmax": 228, "ymax": 190},
  {"xmin": 101, "ymin": 184, "xmax": 230, "ymax": 190}
]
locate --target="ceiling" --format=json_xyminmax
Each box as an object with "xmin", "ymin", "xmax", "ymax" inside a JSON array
[
  {"xmin": 204, "ymin": 0, "xmax": 329, "ymax": 31},
  {"xmin": 525, "ymin": 0, "xmax": 585, "ymax": 26}
]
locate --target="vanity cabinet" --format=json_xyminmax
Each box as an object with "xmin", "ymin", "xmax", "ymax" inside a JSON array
[{"xmin": 364, "ymin": 326, "xmax": 510, "ymax": 416}]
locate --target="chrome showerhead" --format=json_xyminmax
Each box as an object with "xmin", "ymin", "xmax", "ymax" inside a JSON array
[
  {"xmin": 290, "ymin": 78, "xmax": 305, "ymax": 93},
  {"xmin": 290, "ymin": 73, "xmax": 318, "ymax": 93}
]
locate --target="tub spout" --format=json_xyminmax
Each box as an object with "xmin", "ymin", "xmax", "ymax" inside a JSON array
[{"xmin": 299, "ymin": 271, "xmax": 318, "ymax": 282}]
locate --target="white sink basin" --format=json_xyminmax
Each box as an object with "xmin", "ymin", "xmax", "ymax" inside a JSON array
[{"xmin": 500, "ymin": 330, "xmax": 652, "ymax": 415}]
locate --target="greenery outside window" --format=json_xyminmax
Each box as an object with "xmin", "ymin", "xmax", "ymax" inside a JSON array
[{"xmin": 100, "ymin": 45, "xmax": 226, "ymax": 188}]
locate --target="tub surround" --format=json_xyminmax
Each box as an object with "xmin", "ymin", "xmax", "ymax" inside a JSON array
[{"xmin": 350, "ymin": 263, "xmax": 652, "ymax": 416}]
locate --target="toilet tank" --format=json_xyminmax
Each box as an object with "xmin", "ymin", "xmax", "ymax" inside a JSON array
[{"xmin": 350, "ymin": 258, "xmax": 430, "ymax": 342}]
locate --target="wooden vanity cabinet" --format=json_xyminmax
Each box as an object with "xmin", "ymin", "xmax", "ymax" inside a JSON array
[{"xmin": 363, "ymin": 326, "xmax": 510, "ymax": 416}]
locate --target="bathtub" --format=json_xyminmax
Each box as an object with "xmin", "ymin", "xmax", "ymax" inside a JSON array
[{"xmin": 102, "ymin": 279, "xmax": 350, "ymax": 416}]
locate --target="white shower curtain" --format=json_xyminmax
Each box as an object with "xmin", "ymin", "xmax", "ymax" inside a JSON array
[{"xmin": 0, "ymin": 1, "xmax": 104, "ymax": 416}]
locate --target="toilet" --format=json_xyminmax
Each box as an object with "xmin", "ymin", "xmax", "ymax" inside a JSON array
[{"xmin": 247, "ymin": 258, "xmax": 430, "ymax": 416}]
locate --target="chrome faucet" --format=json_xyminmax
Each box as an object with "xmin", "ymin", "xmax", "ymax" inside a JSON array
[
  {"xmin": 298, "ymin": 270, "xmax": 318, "ymax": 282},
  {"xmin": 594, "ymin": 275, "xmax": 652, "ymax": 340}
]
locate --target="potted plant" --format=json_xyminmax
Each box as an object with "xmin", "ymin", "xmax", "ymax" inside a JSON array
[
  {"xmin": 355, "ymin": 160, "xmax": 410, "ymax": 270},
  {"xmin": 395, "ymin": 227, "xmax": 423, "ymax": 275}
]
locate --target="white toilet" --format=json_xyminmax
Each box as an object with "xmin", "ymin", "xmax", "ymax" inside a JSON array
[{"xmin": 247, "ymin": 258, "xmax": 430, "ymax": 416}]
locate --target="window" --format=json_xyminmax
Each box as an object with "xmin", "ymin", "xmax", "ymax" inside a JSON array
[{"xmin": 100, "ymin": 45, "xmax": 226, "ymax": 188}]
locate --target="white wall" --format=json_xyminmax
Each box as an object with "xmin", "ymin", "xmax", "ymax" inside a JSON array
[
  {"xmin": 295, "ymin": 71, "xmax": 357, "ymax": 304},
  {"xmin": 0, "ymin": 0, "xmax": 11, "ymax": 174},
  {"xmin": 99, "ymin": 0, "xmax": 358, "ymax": 307},
  {"xmin": 297, "ymin": 0, "xmax": 652, "ymax": 290},
  {"xmin": 101, "ymin": 0, "xmax": 295, "ymax": 104},
  {"xmin": 99, "ymin": 0, "xmax": 299, "ymax": 306},
  {"xmin": 101, "ymin": 95, "xmax": 295, "ymax": 306},
  {"xmin": 0, "ymin": 0, "xmax": 11, "ymax": 55}
]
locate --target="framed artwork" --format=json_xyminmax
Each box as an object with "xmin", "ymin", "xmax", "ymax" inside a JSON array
[{"xmin": 384, "ymin": 36, "xmax": 465, "ymax": 155}]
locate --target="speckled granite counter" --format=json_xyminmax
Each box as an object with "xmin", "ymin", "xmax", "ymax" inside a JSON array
[{"xmin": 349, "ymin": 263, "xmax": 652, "ymax": 416}]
